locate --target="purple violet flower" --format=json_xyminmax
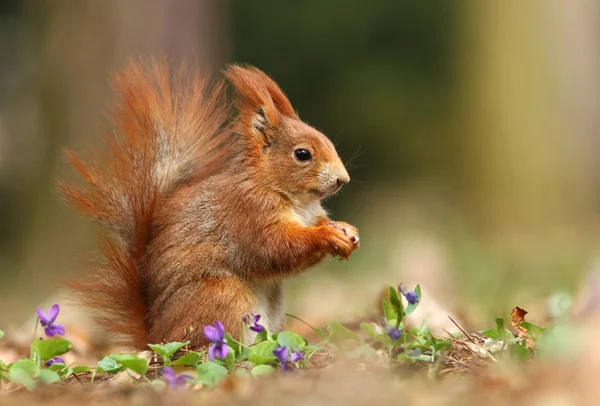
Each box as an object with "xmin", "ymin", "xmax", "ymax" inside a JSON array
[
  {"xmin": 387, "ymin": 326, "xmax": 402, "ymax": 340},
  {"xmin": 274, "ymin": 346, "xmax": 304, "ymax": 370},
  {"xmin": 45, "ymin": 357, "xmax": 65, "ymax": 367},
  {"xmin": 381, "ymin": 317, "xmax": 402, "ymax": 340},
  {"xmin": 203, "ymin": 321, "xmax": 229, "ymax": 361},
  {"xmin": 273, "ymin": 346, "xmax": 290, "ymax": 370},
  {"xmin": 399, "ymin": 285, "xmax": 419, "ymax": 305},
  {"xmin": 162, "ymin": 367, "xmax": 193, "ymax": 390},
  {"xmin": 243, "ymin": 314, "xmax": 265, "ymax": 333},
  {"xmin": 290, "ymin": 350, "xmax": 304, "ymax": 363},
  {"xmin": 36, "ymin": 304, "xmax": 65, "ymax": 337}
]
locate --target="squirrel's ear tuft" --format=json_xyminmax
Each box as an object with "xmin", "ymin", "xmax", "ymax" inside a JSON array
[{"xmin": 225, "ymin": 65, "xmax": 297, "ymax": 146}]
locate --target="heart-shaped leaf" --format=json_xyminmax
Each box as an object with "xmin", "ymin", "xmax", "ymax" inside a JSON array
[
  {"xmin": 250, "ymin": 365, "xmax": 275, "ymax": 377},
  {"xmin": 9, "ymin": 359, "xmax": 39, "ymax": 391},
  {"xmin": 96, "ymin": 356, "xmax": 123, "ymax": 374},
  {"xmin": 172, "ymin": 352, "xmax": 202, "ymax": 367},
  {"xmin": 195, "ymin": 362, "xmax": 228, "ymax": 386},
  {"xmin": 109, "ymin": 354, "xmax": 148, "ymax": 376},
  {"xmin": 248, "ymin": 341, "xmax": 278, "ymax": 365},
  {"xmin": 148, "ymin": 341, "xmax": 189, "ymax": 361},
  {"xmin": 276, "ymin": 331, "xmax": 306, "ymax": 350},
  {"xmin": 31, "ymin": 339, "xmax": 72, "ymax": 361}
]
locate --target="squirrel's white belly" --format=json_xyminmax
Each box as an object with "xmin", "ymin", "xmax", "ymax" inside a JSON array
[
  {"xmin": 241, "ymin": 202, "xmax": 323, "ymax": 344},
  {"xmin": 245, "ymin": 280, "xmax": 284, "ymax": 343},
  {"xmin": 290, "ymin": 200, "xmax": 325, "ymax": 227}
]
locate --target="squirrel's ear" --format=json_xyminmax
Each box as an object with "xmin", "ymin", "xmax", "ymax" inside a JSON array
[{"xmin": 225, "ymin": 65, "xmax": 297, "ymax": 146}]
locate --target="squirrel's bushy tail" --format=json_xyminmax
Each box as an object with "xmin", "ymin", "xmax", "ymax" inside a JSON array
[{"xmin": 59, "ymin": 60, "xmax": 230, "ymax": 348}]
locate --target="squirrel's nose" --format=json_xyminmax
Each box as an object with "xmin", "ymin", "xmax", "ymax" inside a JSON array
[{"xmin": 336, "ymin": 172, "xmax": 350, "ymax": 187}]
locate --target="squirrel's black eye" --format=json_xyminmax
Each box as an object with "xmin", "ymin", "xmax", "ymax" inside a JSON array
[{"xmin": 294, "ymin": 149, "xmax": 312, "ymax": 162}]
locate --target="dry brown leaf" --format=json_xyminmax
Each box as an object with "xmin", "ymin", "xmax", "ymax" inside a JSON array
[
  {"xmin": 511, "ymin": 306, "xmax": 534, "ymax": 350},
  {"xmin": 511, "ymin": 307, "xmax": 528, "ymax": 323}
]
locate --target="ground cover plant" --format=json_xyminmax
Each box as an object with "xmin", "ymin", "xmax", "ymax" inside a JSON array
[{"xmin": 0, "ymin": 281, "xmax": 567, "ymax": 404}]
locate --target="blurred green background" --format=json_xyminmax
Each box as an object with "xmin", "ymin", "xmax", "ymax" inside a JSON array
[{"xmin": 1, "ymin": 1, "xmax": 599, "ymax": 328}]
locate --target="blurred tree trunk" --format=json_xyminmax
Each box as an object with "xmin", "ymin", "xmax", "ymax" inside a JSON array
[
  {"xmin": 541, "ymin": 0, "xmax": 600, "ymax": 200},
  {"xmin": 0, "ymin": 0, "xmax": 228, "ymax": 325},
  {"xmin": 457, "ymin": 1, "xmax": 600, "ymax": 287}
]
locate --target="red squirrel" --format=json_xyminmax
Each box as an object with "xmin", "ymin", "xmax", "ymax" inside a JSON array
[{"xmin": 60, "ymin": 60, "xmax": 359, "ymax": 350}]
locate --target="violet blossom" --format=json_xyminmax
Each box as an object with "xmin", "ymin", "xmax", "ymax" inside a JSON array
[
  {"xmin": 381, "ymin": 318, "xmax": 402, "ymax": 340},
  {"xmin": 274, "ymin": 346, "xmax": 304, "ymax": 370},
  {"xmin": 274, "ymin": 346, "xmax": 290, "ymax": 370},
  {"xmin": 203, "ymin": 321, "xmax": 229, "ymax": 361},
  {"xmin": 290, "ymin": 350, "xmax": 304, "ymax": 363},
  {"xmin": 162, "ymin": 367, "xmax": 193, "ymax": 390},
  {"xmin": 399, "ymin": 284, "xmax": 419, "ymax": 305},
  {"xmin": 36, "ymin": 304, "xmax": 65, "ymax": 337},
  {"xmin": 45, "ymin": 357, "xmax": 65, "ymax": 367},
  {"xmin": 387, "ymin": 326, "xmax": 402, "ymax": 340},
  {"xmin": 243, "ymin": 314, "xmax": 265, "ymax": 333}
]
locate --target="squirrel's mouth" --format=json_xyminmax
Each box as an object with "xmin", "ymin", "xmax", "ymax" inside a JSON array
[
  {"xmin": 310, "ymin": 189, "xmax": 327, "ymax": 198},
  {"xmin": 311, "ymin": 184, "xmax": 343, "ymax": 199}
]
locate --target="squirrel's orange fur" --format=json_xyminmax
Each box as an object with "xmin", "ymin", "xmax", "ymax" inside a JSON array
[{"xmin": 60, "ymin": 60, "xmax": 359, "ymax": 349}]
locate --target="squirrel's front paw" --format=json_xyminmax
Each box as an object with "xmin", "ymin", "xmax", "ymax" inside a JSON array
[
  {"xmin": 327, "ymin": 221, "xmax": 360, "ymax": 246},
  {"xmin": 319, "ymin": 222, "xmax": 360, "ymax": 260}
]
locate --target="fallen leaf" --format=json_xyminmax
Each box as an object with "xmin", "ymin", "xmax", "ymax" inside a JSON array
[
  {"xmin": 511, "ymin": 306, "xmax": 534, "ymax": 350},
  {"xmin": 511, "ymin": 307, "xmax": 528, "ymax": 324}
]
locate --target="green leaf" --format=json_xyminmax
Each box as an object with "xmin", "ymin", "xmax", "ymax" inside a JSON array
[
  {"xmin": 195, "ymin": 362, "xmax": 228, "ymax": 386},
  {"xmin": 481, "ymin": 328, "xmax": 499, "ymax": 340},
  {"xmin": 37, "ymin": 369, "xmax": 60, "ymax": 384},
  {"xmin": 9, "ymin": 359, "xmax": 39, "ymax": 391},
  {"xmin": 254, "ymin": 329, "xmax": 269, "ymax": 343},
  {"xmin": 510, "ymin": 342, "xmax": 531, "ymax": 361},
  {"xmin": 496, "ymin": 318, "xmax": 507, "ymax": 341},
  {"xmin": 224, "ymin": 348, "xmax": 236, "ymax": 373},
  {"xmin": 388, "ymin": 286, "xmax": 404, "ymax": 320},
  {"xmin": 109, "ymin": 354, "xmax": 148, "ymax": 376},
  {"xmin": 536, "ymin": 325, "xmax": 577, "ymax": 359},
  {"xmin": 172, "ymin": 352, "xmax": 202, "ymax": 367},
  {"xmin": 250, "ymin": 365, "xmax": 275, "ymax": 377},
  {"xmin": 31, "ymin": 339, "xmax": 72, "ymax": 361},
  {"xmin": 276, "ymin": 331, "xmax": 306, "ymax": 350},
  {"xmin": 47, "ymin": 363, "xmax": 68, "ymax": 375},
  {"xmin": 0, "ymin": 361, "xmax": 7, "ymax": 382},
  {"xmin": 482, "ymin": 328, "xmax": 513, "ymax": 341},
  {"xmin": 314, "ymin": 327, "xmax": 328, "ymax": 340},
  {"xmin": 248, "ymin": 341, "xmax": 278, "ymax": 365},
  {"xmin": 382, "ymin": 298, "xmax": 397, "ymax": 323},
  {"xmin": 96, "ymin": 356, "xmax": 123, "ymax": 374},
  {"xmin": 47, "ymin": 362, "xmax": 66, "ymax": 369},
  {"xmin": 225, "ymin": 333, "xmax": 243, "ymax": 354},
  {"xmin": 327, "ymin": 322, "xmax": 361, "ymax": 344},
  {"xmin": 72, "ymin": 366, "xmax": 92, "ymax": 374},
  {"xmin": 404, "ymin": 285, "xmax": 422, "ymax": 316},
  {"xmin": 0, "ymin": 330, "xmax": 4, "ymax": 339},
  {"xmin": 547, "ymin": 291, "xmax": 573, "ymax": 319},
  {"xmin": 148, "ymin": 341, "xmax": 189, "ymax": 361},
  {"xmin": 431, "ymin": 340, "xmax": 452, "ymax": 353},
  {"xmin": 236, "ymin": 347, "xmax": 250, "ymax": 362},
  {"xmin": 303, "ymin": 344, "xmax": 319, "ymax": 354},
  {"xmin": 482, "ymin": 318, "xmax": 513, "ymax": 342},
  {"xmin": 519, "ymin": 322, "xmax": 547, "ymax": 341},
  {"xmin": 360, "ymin": 322, "xmax": 378, "ymax": 340}
]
